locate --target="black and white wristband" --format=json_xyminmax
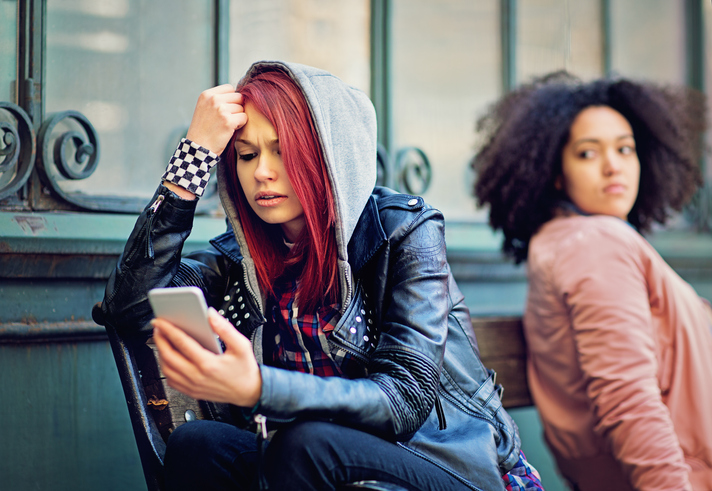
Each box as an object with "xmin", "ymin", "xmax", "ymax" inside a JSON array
[{"xmin": 161, "ymin": 138, "xmax": 219, "ymax": 197}]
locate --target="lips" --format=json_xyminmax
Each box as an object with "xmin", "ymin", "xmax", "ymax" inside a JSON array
[
  {"xmin": 255, "ymin": 191, "xmax": 287, "ymax": 207},
  {"xmin": 604, "ymin": 183, "xmax": 626, "ymax": 194},
  {"xmin": 256, "ymin": 190, "xmax": 285, "ymax": 199}
]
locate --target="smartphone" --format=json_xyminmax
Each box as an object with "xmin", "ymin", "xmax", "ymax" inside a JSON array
[{"xmin": 147, "ymin": 286, "xmax": 223, "ymax": 354}]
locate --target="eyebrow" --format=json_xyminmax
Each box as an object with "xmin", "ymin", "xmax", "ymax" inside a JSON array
[
  {"xmin": 235, "ymin": 137, "xmax": 280, "ymax": 146},
  {"xmin": 573, "ymin": 134, "xmax": 634, "ymax": 145}
]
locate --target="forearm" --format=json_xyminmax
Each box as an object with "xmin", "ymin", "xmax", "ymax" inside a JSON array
[
  {"xmin": 257, "ymin": 360, "xmax": 436, "ymax": 440},
  {"xmin": 164, "ymin": 181, "xmax": 197, "ymax": 201},
  {"xmin": 592, "ymin": 380, "xmax": 691, "ymax": 490},
  {"xmin": 102, "ymin": 184, "xmax": 198, "ymax": 332}
]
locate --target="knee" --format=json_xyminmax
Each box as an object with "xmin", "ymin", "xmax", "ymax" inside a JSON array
[
  {"xmin": 267, "ymin": 420, "xmax": 341, "ymax": 459},
  {"xmin": 165, "ymin": 420, "xmax": 217, "ymax": 465},
  {"xmin": 265, "ymin": 421, "xmax": 343, "ymax": 467}
]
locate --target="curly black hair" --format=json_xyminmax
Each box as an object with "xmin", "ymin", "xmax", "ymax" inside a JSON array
[{"xmin": 472, "ymin": 72, "xmax": 707, "ymax": 263}]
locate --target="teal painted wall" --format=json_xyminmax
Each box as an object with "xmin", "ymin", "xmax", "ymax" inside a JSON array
[{"xmin": 0, "ymin": 341, "xmax": 144, "ymax": 490}]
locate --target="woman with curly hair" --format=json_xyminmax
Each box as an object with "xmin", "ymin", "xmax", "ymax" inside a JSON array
[{"xmin": 473, "ymin": 73, "xmax": 712, "ymax": 491}]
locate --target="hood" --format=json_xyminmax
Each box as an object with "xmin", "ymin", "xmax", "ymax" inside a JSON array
[{"xmin": 216, "ymin": 61, "xmax": 378, "ymax": 313}]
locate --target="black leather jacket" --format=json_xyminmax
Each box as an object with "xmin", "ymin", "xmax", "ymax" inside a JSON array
[{"xmin": 103, "ymin": 184, "xmax": 521, "ymax": 491}]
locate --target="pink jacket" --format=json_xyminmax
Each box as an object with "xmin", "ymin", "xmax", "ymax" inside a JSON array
[{"xmin": 525, "ymin": 215, "xmax": 712, "ymax": 491}]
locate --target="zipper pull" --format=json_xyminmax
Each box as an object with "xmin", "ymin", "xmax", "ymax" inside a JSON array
[
  {"xmin": 254, "ymin": 413, "xmax": 269, "ymax": 490},
  {"xmin": 145, "ymin": 195, "xmax": 164, "ymax": 259},
  {"xmin": 434, "ymin": 394, "xmax": 447, "ymax": 430},
  {"xmin": 254, "ymin": 414, "xmax": 268, "ymax": 440},
  {"xmin": 149, "ymin": 194, "xmax": 164, "ymax": 214}
]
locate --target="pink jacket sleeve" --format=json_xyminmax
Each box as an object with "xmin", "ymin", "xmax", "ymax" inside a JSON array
[{"xmin": 552, "ymin": 230, "xmax": 692, "ymax": 491}]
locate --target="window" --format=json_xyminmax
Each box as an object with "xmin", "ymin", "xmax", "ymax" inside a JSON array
[
  {"xmin": 609, "ymin": 0, "xmax": 686, "ymax": 84},
  {"xmin": 228, "ymin": 0, "xmax": 370, "ymax": 94},
  {"xmin": 0, "ymin": 1, "xmax": 18, "ymax": 103},
  {"xmin": 44, "ymin": 0, "xmax": 217, "ymax": 209},
  {"xmin": 389, "ymin": 0, "xmax": 501, "ymax": 222},
  {"xmin": 518, "ymin": 0, "xmax": 603, "ymax": 81}
]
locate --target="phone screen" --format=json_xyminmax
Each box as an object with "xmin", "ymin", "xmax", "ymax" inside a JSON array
[{"xmin": 148, "ymin": 286, "xmax": 223, "ymax": 354}]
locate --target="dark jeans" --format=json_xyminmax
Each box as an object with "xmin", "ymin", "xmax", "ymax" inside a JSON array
[{"xmin": 163, "ymin": 420, "xmax": 473, "ymax": 491}]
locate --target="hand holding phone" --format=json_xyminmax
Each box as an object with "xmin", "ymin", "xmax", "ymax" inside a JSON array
[{"xmin": 148, "ymin": 286, "xmax": 223, "ymax": 354}]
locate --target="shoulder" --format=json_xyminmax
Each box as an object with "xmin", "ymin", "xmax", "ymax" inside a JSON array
[
  {"xmin": 529, "ymin": 215, "xmax": 650, "ymax": 289},
  {"xmin": 370, "ymin": 186, "xmax": 443, "ymax": 237},
  {"xmin": 531, "ymin": 215, "xmax": 645, "ymax": 262},
  {"xmin": 350, "ymin": 187, "xmax": 445, "ymax": 267}
]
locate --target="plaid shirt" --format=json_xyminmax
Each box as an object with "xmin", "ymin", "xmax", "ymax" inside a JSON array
[
  {"xmin": 503, "ymin": 451, "xmax": 545, "ymax": 490},
  {"xmin": 264, "ymin": 275, "xmax": 352, "ymax": 377}
]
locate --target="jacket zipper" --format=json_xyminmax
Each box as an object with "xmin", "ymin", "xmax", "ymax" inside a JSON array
[
  {"xmin": 144, "ymin": 194, "xmax": 164, "ymax": 259},
  {"xmin": 254, "ymin": 414, "xmax": 269, "ymax": 490},
  {"xmin": 435, "ymin": 393, "xmax": 447, "ymax": 430},
  {"xmin": 242, "ymin": 262, "xmax": 263, "ymax": 314}
]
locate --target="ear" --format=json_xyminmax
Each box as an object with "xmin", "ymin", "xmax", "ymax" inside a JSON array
[{"xmin": 554, "ymin": 175, "xmax": 563, "ymax": 191}]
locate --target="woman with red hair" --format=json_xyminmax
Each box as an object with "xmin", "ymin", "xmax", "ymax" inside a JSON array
[{"xmin": 102, "ymin": 61, "xmax": 541, "ymax": 491}]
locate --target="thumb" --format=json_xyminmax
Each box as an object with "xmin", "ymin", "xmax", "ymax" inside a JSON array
[{"xmin": 208, "ymin": 308, "xmax": 251, "ymax": 352}]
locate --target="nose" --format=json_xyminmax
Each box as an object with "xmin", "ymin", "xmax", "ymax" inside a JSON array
[
  {"xmin": 254, "ymin": 154, "xmax": 278, "ymax": 182},
  {"xmin": 602, "ymin": 149, "xmax": 622, "ymax": 176}
]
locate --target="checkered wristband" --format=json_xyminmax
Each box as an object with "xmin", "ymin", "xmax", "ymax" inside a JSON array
[{"xmin": 162, "ymin": 138, "xmax": 219, "ymax": 197}]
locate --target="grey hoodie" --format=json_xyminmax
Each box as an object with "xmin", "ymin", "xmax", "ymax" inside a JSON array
[{"xmin": 217, "ymin": 61, "xmax": 377, "ymax": 322}]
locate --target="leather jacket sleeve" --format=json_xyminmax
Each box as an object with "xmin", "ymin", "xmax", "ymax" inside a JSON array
[
  {"xmin": 102, "ymin": 184, "xmax": 227, "ymax": 334},
  {"xmin": 258, "ymin": 202, "xmax": 448, "ymax": 441}
]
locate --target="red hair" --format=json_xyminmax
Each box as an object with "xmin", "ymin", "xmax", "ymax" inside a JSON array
[{"xmin": 224, "ymin": 68, "xmax": 339, "ymax": 313}]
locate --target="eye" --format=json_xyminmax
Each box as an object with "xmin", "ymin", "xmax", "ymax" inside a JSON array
[
  {"xmin": 238, "ymin": 152, "xmax": 257, "ymax": 162},
  {"xmin": 619, "ymin": 145, "xmax": 635, "ymax": 155},
  {"xmin": 577, "ymin": 149, "xmax": 596, "ymax": 159}
]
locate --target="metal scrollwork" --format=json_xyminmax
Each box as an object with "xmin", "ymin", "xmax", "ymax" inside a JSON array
[
  {"xmin": 53, "ymin": 130, "xmax": 98, "ymax": 180},
  {"xmin": 684, "ymin": 182, "xmax": 712, "ymax": 231},
  {"xmin": 376, "ymin": 144, "xmax": 432, "ymax": 195},
  {"xmin": 376, "ymin": 143, "xmax": 390, "ymax": 187},
  {"xmin": 37, "ymin": 110, "xmax": 102, "ymax": 210},
  {"xmin": 0, "ymin": 102, "xmax": 36, "ymax": 200},
  {"xmin": 0, "ymin": 121, "xmax": 18, "ymax": 172},
  {"xmin": 395, "ymin": 146, "xmax": 431, "ymax": 196}
]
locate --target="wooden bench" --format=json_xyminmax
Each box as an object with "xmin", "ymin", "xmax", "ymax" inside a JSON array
[
  {"xmin": 93, "ymin": 303, "xmax": 530, "ymax": 490},
  {"xmin": 471, "ymin": 316, "xmax": 532, "ymax": 409}
]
